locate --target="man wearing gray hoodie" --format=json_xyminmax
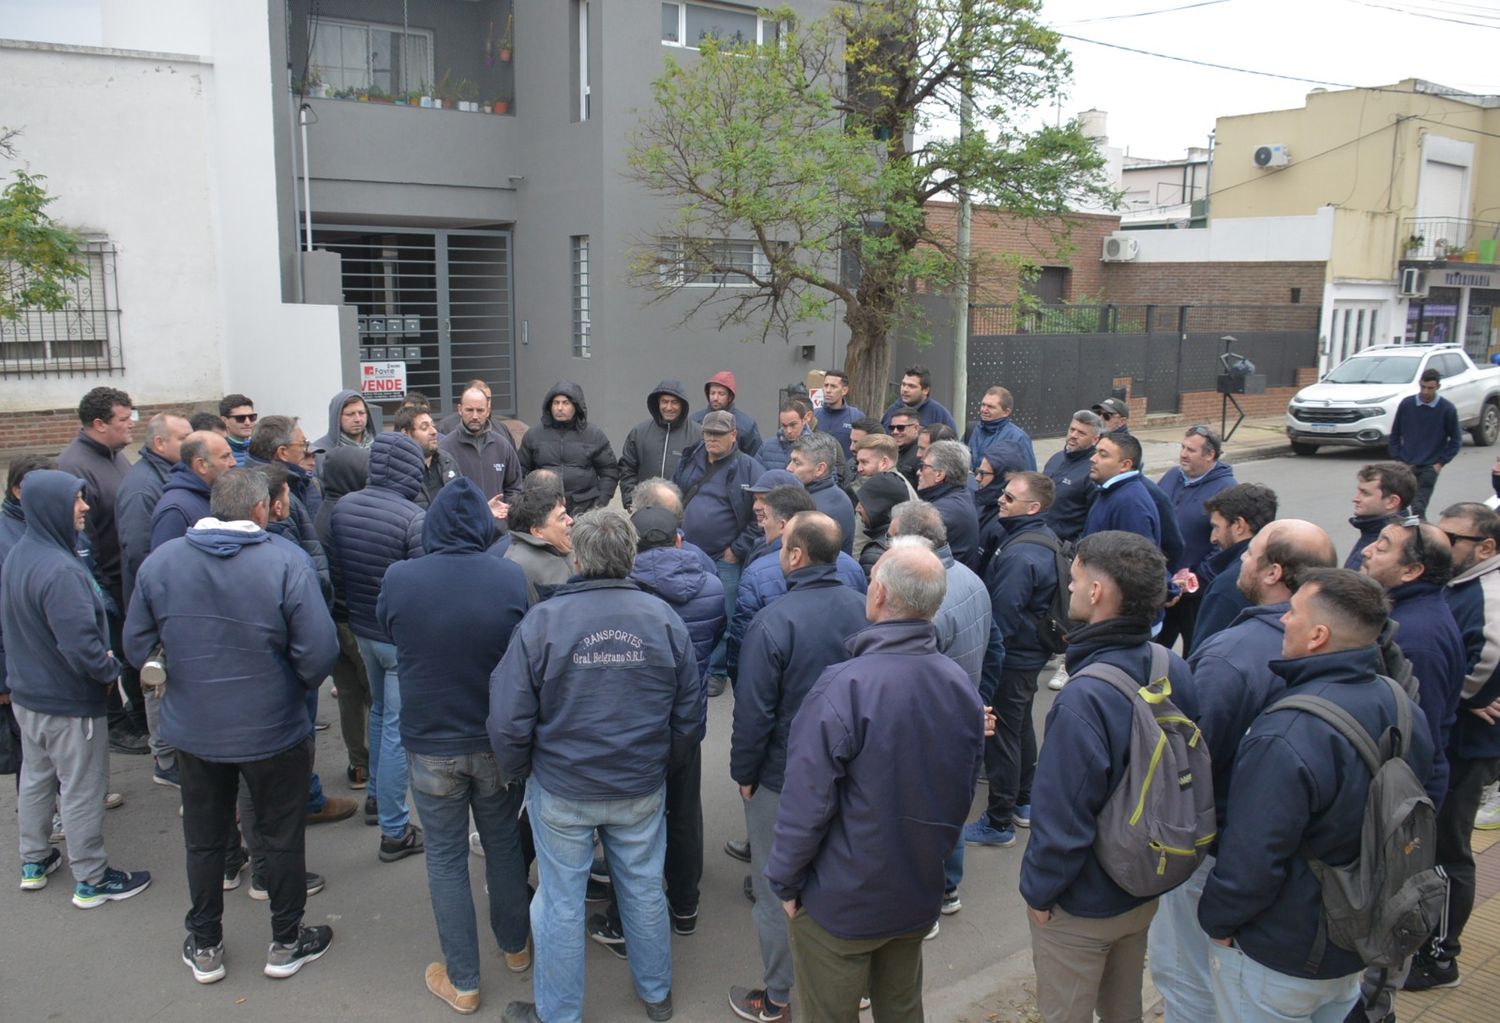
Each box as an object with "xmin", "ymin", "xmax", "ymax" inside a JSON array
[
  {"xmin": 619, "ymin": 381, "xmax": 703, "ymax": 508},
  {"xmin": 311, "ymin": 390, "xmax": 376, "ymax": 475}
]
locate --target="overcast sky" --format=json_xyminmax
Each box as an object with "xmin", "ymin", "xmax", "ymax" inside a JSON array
[{"xmin": 1041, "ymin": 0, "xmax": 1498, "ymax": 159}]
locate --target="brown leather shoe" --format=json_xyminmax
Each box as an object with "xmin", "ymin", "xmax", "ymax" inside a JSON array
[
  {"xmin": 306, "ymin": 796, "xmax": 358, "ymax": 825},
  {"xmin": 503, "ymin": 938, "xmax": 531, "ymax": 973},
  {"xmin": 425, "ymin": 962, "xmax": 479, "ymax": 1015}
]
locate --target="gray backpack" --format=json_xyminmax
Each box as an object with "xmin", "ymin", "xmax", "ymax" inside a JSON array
[
  {"xmin": 1267, "ymin": 676, "xmax": 1445, "ymax": 971},
  {"xmin": 1080, "ymin": 644, "xmax": 1216, "ymax": 897}
]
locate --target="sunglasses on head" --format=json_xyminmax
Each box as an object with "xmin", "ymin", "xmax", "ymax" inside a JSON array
[{"xmin": 1401, "ymin": 513, "xmax": 1428, "ymax": 564}]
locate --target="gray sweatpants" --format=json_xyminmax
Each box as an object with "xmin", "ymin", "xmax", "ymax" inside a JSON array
[
  {"xmin": 745, "ymin": 786, "xmax": 794, "ymax": 1006},
  {"xmin": 15, "ymin": 705, "xmax": 110, "ymax": 885}
]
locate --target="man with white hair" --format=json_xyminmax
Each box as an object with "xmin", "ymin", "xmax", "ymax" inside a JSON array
[{"xmin": 766, "ymin": 543, "xmax": 984, "ymax": 1021}]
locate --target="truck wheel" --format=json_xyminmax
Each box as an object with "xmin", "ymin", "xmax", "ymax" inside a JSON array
[
  {"xmin": 1471, "ymin": 400, "xmax": 1500, "ymax": 447},
  {"xmin": 1290, "ymin": 442, "xmax": 1320, "ymax": 456}
]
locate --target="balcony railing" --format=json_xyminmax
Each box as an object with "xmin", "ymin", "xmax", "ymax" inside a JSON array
[{"xmin": 1402, "ymin": 217, "xmax": 1500, "ymax": 262}]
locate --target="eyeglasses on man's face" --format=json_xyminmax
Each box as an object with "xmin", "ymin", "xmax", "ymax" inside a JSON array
[{"xmin": 228, "ymin": 413, "xmax": 258, "ymax": 424}]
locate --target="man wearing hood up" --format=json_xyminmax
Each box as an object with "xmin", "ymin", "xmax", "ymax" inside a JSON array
[
  {"xmin": 313, "ymin": 447, "xmax": 374, "ymax": 795},
  {"xmin": 518, "ymin": 382, "xmax": 619, "ymax": 515},
  {"xmin": 378, "ymin": 478, "xmax": 532, "ymax": 1012},
  {"xmin": 620, "ymin": 380, "xmax": 702, "ymax": 507},
  {"xmin": 690, "ymin": 370, "xmax": 763, "ymax": 457},
  {"xmin": 126, "ymin": 468, "xmax": 337, "ymax": 983},
  {"xmin": 329, "ymin": 433, "xmax": 428, "ymax": 863},
  {"xmin": 856, "ymin": 472, "xmax": 909, "ymax": 580},
  {"xmin": 5, "ymin": 470, "xmax": 150, "ymax": 908},
  {"xmin": 311, "ymin": 390, "xmax": 376, "ymax": 474}
]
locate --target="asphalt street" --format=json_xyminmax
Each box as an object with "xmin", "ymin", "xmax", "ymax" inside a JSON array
[{"xmin": 1, "ymin": 439, "xmax": 1495, "ymax": 1022}]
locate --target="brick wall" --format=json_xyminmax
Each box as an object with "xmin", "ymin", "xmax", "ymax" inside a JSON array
[
  {"xmin": 0, "ymin": 401, "xmax": 219, "ymax": 457},
  {"xmin": 1101, "ymin": 260, "xmax": 1327, "ymax": 307},
  {"xmin": 1111, "ymin": 376, "xmax": 1299, "ymax": 428},
  {"xmin": 922, "ymin": 202, "xmax": 1121, "ymax": 303}
]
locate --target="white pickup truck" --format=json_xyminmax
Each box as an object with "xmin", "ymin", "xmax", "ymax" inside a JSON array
[{"xmin": 1286, "ymin": 343, "xmax": 1500, "ymax": 456}]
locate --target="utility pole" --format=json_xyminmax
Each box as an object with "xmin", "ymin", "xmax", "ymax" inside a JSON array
[{"xmin": 952, "ymin": 5, "xmax": 973, "ymax": 436}]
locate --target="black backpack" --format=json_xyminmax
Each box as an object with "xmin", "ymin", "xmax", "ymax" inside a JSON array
[
  {"xmin": 1266, "ymin": 677, "xmax": 1446, "ymax": 970},
  {"xmin": 1008, "ymin": 531, "xmax": 1076, "ymax": 655}
]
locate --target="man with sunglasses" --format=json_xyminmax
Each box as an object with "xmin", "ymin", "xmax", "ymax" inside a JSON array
[
  {"xmin": 886, "ymin": 407, "xmax": 924, "ymax": 490},
  {"xmin": 1404, "ymin": 503, "xmax": 1500, "ymax": 994},
  {"xmin": 1090, "ymin": 396, "xmax": 1130, "ymax": 435},
  {"xmin": 219, "ymin": 394, "xmax": 257, "ymax": 466},
  {"xmin": 966, "ymin": 471, "xmax": 1060, "ymax": 849}
]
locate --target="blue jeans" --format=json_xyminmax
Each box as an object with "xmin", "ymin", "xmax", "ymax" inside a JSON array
[
  {"xmin": 943, "ymin": 836, "xmax": 965, "ymax": 894},
  {"xmin": 356, "ymin": 637, "xmax": 409, "ymax": 837},
  {"xmin": 409, "ymin": 751, "xmax": 530, "ymax": 991},
  {"xmin": 305, "ymin": 688, "xmax": 325, "ymax": 814},
  {"xmin": 528, "ymin": 778, "xmax": 670, "ymax": 1023},
  {"xmin": 708, "ymin": 557, "xmax": 741, "ymax": 678},
  {"xmin": 1208, "ymin": 940, "xmax": 1360, "ymax": 1023},
  {"xmin": 1148, "ymin": 855, "xmax": 1215, "ymax": 1023}
]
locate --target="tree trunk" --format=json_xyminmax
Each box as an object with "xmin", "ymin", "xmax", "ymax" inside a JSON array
[{"xmin": 844, "ymin": 313, "xmax": 892, "ymax": 418}]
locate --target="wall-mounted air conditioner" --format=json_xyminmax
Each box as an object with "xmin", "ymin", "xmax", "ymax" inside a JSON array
[
  {"xmin": 1253, "ymin": 144, "xmax": 1290, "ymax": 169},
  {"xmin": 1102, "ymin": 233, "xmax": 1139, "ymax": 262}
]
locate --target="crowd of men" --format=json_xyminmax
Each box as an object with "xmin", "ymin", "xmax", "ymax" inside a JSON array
[{"xmin": 2, "ymin": 360, "xmax": 1499, "ymax": 1023}]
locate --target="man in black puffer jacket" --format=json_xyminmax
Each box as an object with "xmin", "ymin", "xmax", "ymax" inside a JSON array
[
  {"xmin": 519, "ymin": 382, "xmax": 619, "ymax": 515},
  {"xmin": 329, "ymin": 433, "xmax": 426, "ymax": 863}
]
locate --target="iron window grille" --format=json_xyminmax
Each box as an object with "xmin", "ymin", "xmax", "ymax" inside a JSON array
[{"xmin": 0, "ymin": 240, "xmax": 123, "ymax": 378}]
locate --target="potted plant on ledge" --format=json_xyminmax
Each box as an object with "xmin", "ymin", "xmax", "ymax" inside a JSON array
[{"xmin": 493, "ymin": 94, "xmax": 510, "ymax": 115}]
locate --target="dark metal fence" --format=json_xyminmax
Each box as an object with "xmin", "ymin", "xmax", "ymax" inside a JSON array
[
  {"xmin": 965, "ymin": 303, "xmax": 1319, "ymax": 438},
  {"xmin": 0, "ymin": 241, "xmax": 124, "ymax": 379}
]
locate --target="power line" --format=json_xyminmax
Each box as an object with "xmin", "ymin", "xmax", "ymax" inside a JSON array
[
  {"xmin": 1060, "ymin": 33, "xmax": 1500, "ymax": 95},
  {"xmin": 1348, "ymin": 0, "xmax": 1500, "ymax": 29},
  {"xmin": 1061, "ymin": 0, "xmax": 1232, "ymax": 24},
  {"xmin": 1059, "ymin": 33, "xmax": 1358, "ymax": 87},
  {"xmin": 1199, "ymin": 120, "xmax": 1400, "ymax": 204}
]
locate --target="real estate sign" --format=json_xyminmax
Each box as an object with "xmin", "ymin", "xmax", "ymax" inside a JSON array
[{"xmin": 360, "ymin": 360, "xmax": 407, "ymax": 400}]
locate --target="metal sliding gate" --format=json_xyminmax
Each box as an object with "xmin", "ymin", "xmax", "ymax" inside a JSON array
[{"xmin": 312, "ymin": 226, "xmax": 516, "ymax": 415}]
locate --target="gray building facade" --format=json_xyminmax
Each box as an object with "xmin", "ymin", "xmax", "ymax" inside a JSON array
[{"xmin": 268, "ymin": 0, "xmax": 844, "ymax": 445}]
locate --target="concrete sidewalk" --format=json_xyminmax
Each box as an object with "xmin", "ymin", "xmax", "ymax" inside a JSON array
[
  {"xmin": 1402, "ymin": 826, "xmax": 1500, "ymax": 1022},
  {"xmin": 1031, "ymin": 412, "xmax": 1294, "ymax": 472}
]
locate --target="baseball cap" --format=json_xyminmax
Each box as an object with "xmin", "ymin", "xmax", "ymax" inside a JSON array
[
  {"xmin": 745, "ymin": 469, "xmax": 800, "ymax": 494},
  {"xmin": 1091, "ymin": 397, "xmax": 1129, "ymax": 419},
  {"xmin": 631, "ymin": 506, "xmax": 680, "ymax": 551},
  {"xmin": 701, "ymin": 410, "xmax": 736, "ymax": 434}
]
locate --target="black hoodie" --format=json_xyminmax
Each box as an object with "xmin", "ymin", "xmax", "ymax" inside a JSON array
[
  {"xmin": 619, "ymin": 380, "xmax": 703, "ymax": 506},
  {"xmin": 518, "ymin": 381, "xmax": 620, "ymax": 514}
]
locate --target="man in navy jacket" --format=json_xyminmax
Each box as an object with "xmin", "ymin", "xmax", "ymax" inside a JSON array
[
  {"xmin": 1389, "ymin": 369, "xmax": 1462, "ymax": 519},
  {"xmin": 1021, "ymin": 530, "xmax": 1194, "ymax": 1023},
  {"xmin": 880, "ymin": 364, "xmax": 957, "ymax": 433},
  {"xmin": 788, "ymin": 432, "xmax": 856, "ymax": 555},
  {"xmin": 1155, "ymin": 426, "xmax": 1237, "ymax": 653},
  {"xmin": 1150, "ymin": 519, "xmax": 1336, "ymax": 1021},
  {"xmin": 378, "ymin": 478, "xmax": 531, "ymax": 1010},
  {"xmin": 917, "ymin": 439, "xmax": 981, "ymax": 570},
  {"xmin": 149, "ymin": 432, "xmax": 237, "ymax": 552},
  {"xmin": 1082, "ymin": 433, "xmax": 1160, "ymax": 544},
  {"xmin": 814, "ymin": 369, "xmax": 864, "ymax": 458},
  {"xmin": 968, "ymin": 471, "xmax": 1060, "ymax": 849},
  {"xmin": 6, "ymin": 470, "xmax": 149, "ymax": 910},
  {"xmin": 489, "ymin": 508, "xmax": 699, "ymax": 1023},
  {"xmin": 962, "ymin": 385, "xmax": 1036, "ymax": 473},
  {"xmin": 1360, "ymin": 520, "xmax": 1465, "ymax": 806},
  {"xmin": 674, "ymin": 411, "xmax": 762, "ymax": 695},
  {"xmin": 728, "ymin": 511, "xmax": 870, "ymax": 1022},
  {"xmin": 1346, "ymin": 461, "xmax": 1417, "ymax": 569},
  {"xmin": 1041, "ymin": 411, "xmax": 1101, "ymax": 543},
  {"xmin": 766, "ymin": 543, "xmax": 982, "ymax": 1022},
  {"xmin": 1199, "ymin": 569, "xmax": 1434, "ymax": 1021},
  {"xmin": 1190, "ymin": 483, "xmax": 1280, "ymax": 648},
  {"xmin": 126, "ymin": 468, "xmax": 337, "ymax": 982},
  {"xmin": 1410, "ymin": 502, "xmax": 1500, "ymax": 991}
]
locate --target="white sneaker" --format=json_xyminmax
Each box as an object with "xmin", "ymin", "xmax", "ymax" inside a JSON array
[
  {"xmin": 1047, "ymin": 667, "xmax": 1069, "ymax": 691},
  {"xmin": 469, "ymin": 831, "xmax": 484, "ymax": 856},
  {"xmin": 1477, "ymin": 784, "xmax": 1500, "ymax": 831},
  {"xmin": 924, "ymin": 919, "xmax": 939, "ymax": 941}
]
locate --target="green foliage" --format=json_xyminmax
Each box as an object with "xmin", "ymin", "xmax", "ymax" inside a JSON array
[
  {"xmin": 626, "ymin": 0, "xmax": 1113, "ymax": 408},
  {"xmin": 0, "ymin": 167, "xmax": 86, "ymax": 322}
]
